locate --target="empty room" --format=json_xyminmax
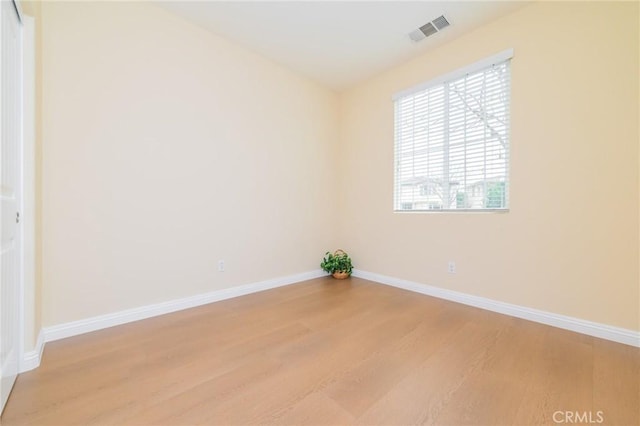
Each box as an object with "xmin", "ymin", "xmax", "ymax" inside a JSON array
[{"xmin": 0, "ymin": 0, "xmax": 638, "ymax": 425}]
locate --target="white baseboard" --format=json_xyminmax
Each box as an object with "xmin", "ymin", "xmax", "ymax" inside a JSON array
[
  {"xmin": 44, "ymin": 269, "xmax": 326, "ymax": 343},
  {"xmin": 32, "ymin": 267, "xmax": 639, "ymax": 372},
  {"xmin": 352, "ymin": 269, "xmax": 640, "ymax": 348},
  {"xmin": 20, "ymin": 329, "xmax": 44, "ymax": 373}
]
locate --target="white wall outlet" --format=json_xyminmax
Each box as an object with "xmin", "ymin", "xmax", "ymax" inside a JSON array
[
  {"xmin": 448, "ymin": 261, "xmax": 456, "ymax": 274},
  {"xmin": 218, "ymin": 260, "xmax": 225, "ymax": 272}
]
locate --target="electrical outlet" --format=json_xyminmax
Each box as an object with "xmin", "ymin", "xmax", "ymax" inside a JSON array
[
  {"xmin": 218, "ymin": 260, "xmax": 225, "ymax": 272},
  {"xmin": 448, "ymin": 261, "xmax": 456, "ymax": 274}
]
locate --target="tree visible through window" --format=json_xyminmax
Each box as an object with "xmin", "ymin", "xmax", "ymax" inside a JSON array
[{"xmin": 394, "ymin": 50, "xmax": 512, "ymax": 212}]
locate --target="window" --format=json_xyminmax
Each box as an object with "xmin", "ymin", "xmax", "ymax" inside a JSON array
[{"xmin": 394, "ymin": 49, "xmax": 512, "ymax": 212}]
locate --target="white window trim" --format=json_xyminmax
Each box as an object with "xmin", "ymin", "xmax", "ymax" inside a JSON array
[{"xmin": 393, "ymin": 49, "xmax": 513, "ymax": 213}]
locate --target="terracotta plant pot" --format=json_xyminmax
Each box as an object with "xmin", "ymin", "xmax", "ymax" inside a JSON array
[{"xmin": 332, "ymin": 271, "xmax": 350, "ymax": 280}]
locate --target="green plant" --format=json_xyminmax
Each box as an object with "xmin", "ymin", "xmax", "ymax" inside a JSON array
[{"xmin": 320, "ymin": 249, "xmax": 353, "ymax": 275}]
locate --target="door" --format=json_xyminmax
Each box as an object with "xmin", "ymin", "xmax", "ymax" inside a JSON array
[{"xmin": 0, "ymin": 0, "xmax": 22, "ymax": 414}]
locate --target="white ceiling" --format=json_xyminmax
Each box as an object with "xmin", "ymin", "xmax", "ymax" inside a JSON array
[{"xmin": 159, "ymin": 1, "xmax": 530, "ymax": 91}]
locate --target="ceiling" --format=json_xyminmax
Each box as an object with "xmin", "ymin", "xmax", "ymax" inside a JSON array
[{"xmin": 159, "ymin": 1, "xmax": 530, "ymax": 91}]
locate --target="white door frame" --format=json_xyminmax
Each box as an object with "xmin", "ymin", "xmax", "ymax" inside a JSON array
[
  {"xmin": 0, "ymin": 0, "xmax": 25, "ymax": 412},
  {"xmin": 0, "ymin": 0, "xmax": 37, "ymax": 377},
  {"xmin": 19, "ymin": 11, "xmax": 36, "ymax": 374}
]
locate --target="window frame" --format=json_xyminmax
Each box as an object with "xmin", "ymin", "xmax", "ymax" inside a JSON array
[{"xmin": 393, "ymin": 49, "xmax": 513, "ymax": 214}]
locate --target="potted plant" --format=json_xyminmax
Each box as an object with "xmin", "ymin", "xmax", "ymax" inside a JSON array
[{"xmin": 320, "ymin": 249, "xmax": 353, "ymax": 279}]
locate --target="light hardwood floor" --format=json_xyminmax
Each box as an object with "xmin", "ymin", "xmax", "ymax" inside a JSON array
[{"xmin": 2, "ymin": 277, "xmax": 639, "ymax": 425}]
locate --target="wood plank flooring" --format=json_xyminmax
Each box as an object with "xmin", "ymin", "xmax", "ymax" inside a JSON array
[{"xmin": 2, "ymin": 277, "xmax": 638, "ymax": 425}]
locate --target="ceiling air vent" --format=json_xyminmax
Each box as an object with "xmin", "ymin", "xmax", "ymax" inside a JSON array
[
  {"xmin": 409, "ymin": 15, "xmax": 450, "ymax": 43},
  {"xmin": 432, "ymin": 15, "xmax": 450, "ymax": 31}
]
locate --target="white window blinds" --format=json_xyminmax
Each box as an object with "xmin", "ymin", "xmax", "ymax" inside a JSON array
[{"xmin": 394, "ymin": 50, "xmax": 512, "ymax": 212}]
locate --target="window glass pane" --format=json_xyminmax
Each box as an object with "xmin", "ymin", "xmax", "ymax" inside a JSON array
[{"xmin": 394, "ymin": 56, "xmax": 510, "ymax": 212}]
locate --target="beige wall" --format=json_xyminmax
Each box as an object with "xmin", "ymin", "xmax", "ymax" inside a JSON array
[
  {"xmin": 338, "ymin": 1, "xmax": 640, "ymax": 330},
  {"xmin": 40, "ymin": 1, "xmax": 339, "ymax": 326},
  {"xmin": 32, "ymin": 1, "xmax": 640, "ymax": 333}
]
